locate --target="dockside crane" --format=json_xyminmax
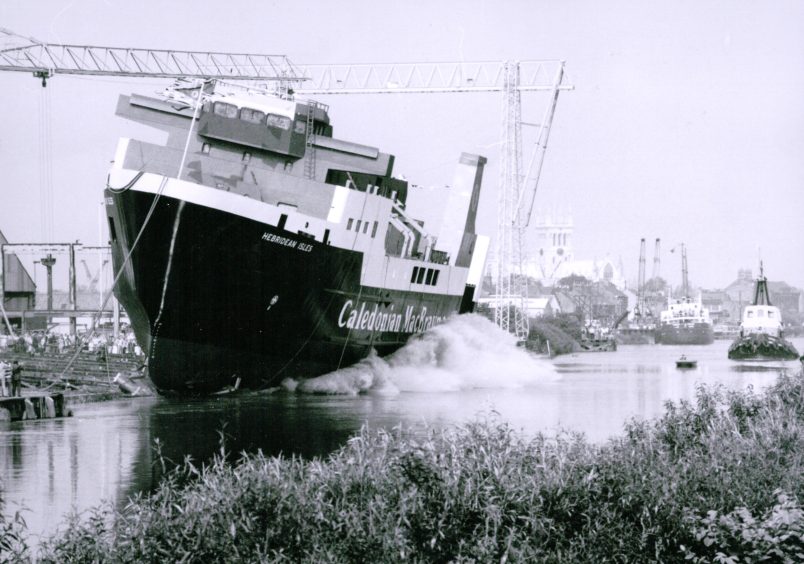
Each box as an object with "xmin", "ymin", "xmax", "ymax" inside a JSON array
[
  {"xmin": 652, "ymin": 238, "xmax": 661, "ymax": 280},
  {"xmin": 635, "ymin": 238, "xmax": 647, "ymax": 318},
  {"xmin": 0, "ymin": 28, "xmax": 572, "ymax": 340}
]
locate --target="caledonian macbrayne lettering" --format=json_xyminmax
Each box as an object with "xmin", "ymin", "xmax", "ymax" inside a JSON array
[{"xmin": 338, "ymin": 300, "xmax": 446, "ymax": 334}]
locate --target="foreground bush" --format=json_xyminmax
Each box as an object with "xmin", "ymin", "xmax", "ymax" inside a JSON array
[
  {"xmin": 0, "ymin": 496, "xmax": 30, "ymax": 563},
  {"xmin": 23, "ymin": 371, "xmax": 804, "ymax": 562}
]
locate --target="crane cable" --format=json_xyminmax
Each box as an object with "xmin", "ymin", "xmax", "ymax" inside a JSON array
[
  {"xmin": 38, "ymin": 83, "xmax": 55, "ymax": 241},
  {"xmin": 50, "ymin": 80, "xmax": 206, "ymax": 388},
  {"xmin": 45, "ymin": 175, "xmax": 169, "ymax": 388}
]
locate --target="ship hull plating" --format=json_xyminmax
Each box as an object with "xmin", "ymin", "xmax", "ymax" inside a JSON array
[
  {"xmin": 727, "ymin": 333, "xmax": 799, "ymax": 361},
  {"xmin": 654, "ymin": 322, "xmax": 714, "ymax": 345},
  {"xmin": 106, "ymin": 188, "xmax": 462, "ymax": 394}
]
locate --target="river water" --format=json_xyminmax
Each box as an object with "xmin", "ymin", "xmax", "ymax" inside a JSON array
[{"xmin": 2, "ymin": 315, "xmax": 802, "ymax": 546}]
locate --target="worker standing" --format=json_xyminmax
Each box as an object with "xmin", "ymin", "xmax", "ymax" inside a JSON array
[
  {"xmin": 10, "ymin": 360, "xmax": 22, "ymax": 397},
  {"xmin": 0, "ymin": 360, "xmax": 8, "ymax": 396}
]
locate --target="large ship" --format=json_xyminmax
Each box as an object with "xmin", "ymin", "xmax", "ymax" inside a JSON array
[
  {"xmin": 654, "ymin": 295, "xmax": 714, "ymax": 345},
  {"xmin": 727, "ymin": 263, "xmax": 799, "ymax": 360},
  {"xmin": 104, "ymin": 80, "xmax": 489, "ymax": 394},
  {"xmin": 654, "ymin": 243, "xmax": 713, "ymax": 345}
]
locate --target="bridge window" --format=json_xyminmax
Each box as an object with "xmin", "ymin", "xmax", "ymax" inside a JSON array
[
  {"xmin": 213, "ymin": 102, "xmax": 238, "ymax": 118},
  {"xmin": 362, "ymin": 222, "xmax": 369, "ymax": 234},
  {"xmin": 411, "ymin": 266, "xmax": 440, "ymax": 286},
  {"xmin": 747, "ymin": 311, "xmax": 754, "ymax": 318},
  {"xmin": 240, "ymin": 107, "xmax": 265, "ymax": 124},
  {"xmin": 768, "ymin": 310, "xmax": 775, "ymax": 318},
  {"xmin": 757, "ymin": 309, "xmax": 765, "ymax": 318},
  {"xmin": 371, "ymin": 221, "xmax": 378, "ymax": 238},
  {"xmin": 347, "ymin": 218, "xmax": 354, "ymax": 230},
  {"xmin": 267, "ymin": 114, "xmax": 292, "ymax": 130}
]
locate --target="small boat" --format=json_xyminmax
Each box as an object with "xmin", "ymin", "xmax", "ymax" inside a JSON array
[{"xmin": 676, "ymin": 355, "xmax": 697, "ymax": 369}]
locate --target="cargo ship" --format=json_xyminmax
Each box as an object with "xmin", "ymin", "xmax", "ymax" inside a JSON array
[
  {"xmin": 104, "ymin": 80, "xmax": 489, "ymax": 394},
  {"xmin": 655, "ymin": 243, "xmax": 713, "ymax": 345},
  {"xmin": 727, "ymin": 264, "xmax": 799, "ymax": 360},
  {"xmin": 654, "ymin": 295, "xmax": 714, "ymax": 345}
]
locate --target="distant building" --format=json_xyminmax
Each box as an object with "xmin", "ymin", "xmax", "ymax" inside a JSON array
[
  {"xmin": 476, "ymin": 294, "xmax": 560, "ymax": 319},
  {"xmin": 520, "ymin": 212, "xmax": 626, "ymax": 289},
  {"xmin": 701, "ymin": 290, "xmax": 733, "ymax": 325},
  {"xmin": 0, "ymin": 229, "xmax": 37, "ymax": 331},
  {"xmin": 720, "ymin": 269, "xmax": 802, "ymax": 325}
]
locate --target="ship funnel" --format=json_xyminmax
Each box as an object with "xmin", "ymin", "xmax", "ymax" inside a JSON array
[{"xmin": 436, "ymin": 153, "xmax": 487, "ymax": 267}]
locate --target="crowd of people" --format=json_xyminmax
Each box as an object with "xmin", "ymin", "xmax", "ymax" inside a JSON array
[{"xmin": 0, "ymin": 328, "xmax": 143, "ymax": 358}]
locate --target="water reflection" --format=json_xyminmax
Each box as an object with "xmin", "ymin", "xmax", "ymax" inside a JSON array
[{"xmin": 1, "ymin": 337, "xmax": 801, "ymax": 546}]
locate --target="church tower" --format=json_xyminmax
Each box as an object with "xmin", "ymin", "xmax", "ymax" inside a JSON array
[{"xmin": 531, "ymin": 211, "xmax": 574, "ymax": 278}]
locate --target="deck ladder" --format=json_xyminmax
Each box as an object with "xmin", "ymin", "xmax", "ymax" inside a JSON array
[{"xmin": 304, "ymin": 104, "xmax": 316, "ymax": 179}]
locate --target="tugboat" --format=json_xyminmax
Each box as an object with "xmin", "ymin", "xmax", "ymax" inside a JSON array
[
  {"xmin": 727, "ymin": 263, "xmax": 799, "ymax": 361},
  {"xmin": 104, "ymin": 79, "xmax": 490, "ymax": 394}
]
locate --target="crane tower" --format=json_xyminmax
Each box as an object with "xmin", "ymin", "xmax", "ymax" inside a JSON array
[
  {"xmin": 635, "ymin": 238, "xmax": 646, "ymax": 318},
  {"xmin": 652, "ymin": 238, "xmax": 661, "ymax": 280}
]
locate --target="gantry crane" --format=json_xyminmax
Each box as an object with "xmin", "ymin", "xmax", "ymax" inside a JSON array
[{"xmin": 0, "ymin": 28, "xmax": 572, "ymax": 340}]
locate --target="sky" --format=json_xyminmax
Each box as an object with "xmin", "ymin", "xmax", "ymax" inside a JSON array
[{"xmin": 1, "ymin": 0, "xmax": 803, "ymax": 291}]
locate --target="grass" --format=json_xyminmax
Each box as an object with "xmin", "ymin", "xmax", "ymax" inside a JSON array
[{"xmin": 4, "ymin": 370, "xmax": 803, "ymax": 563}]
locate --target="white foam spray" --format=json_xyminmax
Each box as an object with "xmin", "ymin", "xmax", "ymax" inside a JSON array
[{"xmin": 286, "ymin": 314, "xmax": 558, "ymax": 395}]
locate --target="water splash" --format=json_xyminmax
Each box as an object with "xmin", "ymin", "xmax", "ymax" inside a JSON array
[{"xmin": 286, "ymin": 314, "xmax": 557, "ymax": 395}]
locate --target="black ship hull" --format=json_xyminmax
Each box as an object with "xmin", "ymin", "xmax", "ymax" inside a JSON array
[
  {"xmin": 727, "ymin": 333, "xmax": 799, "ymax": 361},
  {"xmin": 106, "ymin": 188, "xmax": 466, "ymax": 394},
  {"xmin": 654, "ymin": 322, "xmax": 714, "ymax": 345}
]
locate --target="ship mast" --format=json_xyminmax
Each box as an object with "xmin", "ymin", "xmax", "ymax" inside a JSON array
[
  {"xmin": 753, "ymin": 260, "xmax": 772, "ymax": 306},
  {"xmin": 681, "ymin": 243, "xmax": 689, "ymax": 298},
  {"xmin": 670, "ymin": 243, "xmax": 689, "ymax": 299}
]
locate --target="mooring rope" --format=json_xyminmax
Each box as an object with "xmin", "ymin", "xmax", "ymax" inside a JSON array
[
  {"xmin": 50, "ymin": 81, "xmax": 207, "ymax": 388},
  {"xmin": 148, "ymin": 199, "xmax": 186, "ymax": 362},
  {"xmin": 46, "ymin": 175, "xmax": 170, "ymax": 388}
]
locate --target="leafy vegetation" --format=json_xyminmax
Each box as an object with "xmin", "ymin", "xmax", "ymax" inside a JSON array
[
  {"xmin": 3, "ymin": 371, "xmax": 802, "ymax": 562},
  {"xmin": 528, "ymin": 313, "xmax": 583, "ymax": 355},
  {"xmin": 0, "ymin": 496, "xmax": 29, "ymax": 563}
]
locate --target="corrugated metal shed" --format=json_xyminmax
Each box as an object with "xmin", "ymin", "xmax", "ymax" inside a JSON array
[{"xmin": 0, "ymin": 229, "xmax": 36, "ymax": 293}]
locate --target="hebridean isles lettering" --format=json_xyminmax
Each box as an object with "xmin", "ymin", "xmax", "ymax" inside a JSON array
[{"xmin": 261, "ymin": 232, "xmax": 314, "ymax": 253}]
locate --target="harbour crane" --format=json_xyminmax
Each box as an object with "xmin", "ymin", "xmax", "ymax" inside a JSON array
[
  {"xmin": 0, "ymin": 28, "xmax": 572, "ymax": 340},
  {"xmin": 80, "ymin": 258, "xmax": 108, "ymax": 291},
  {"xmin": 651, "ymin": 238, "xmax": 661, "ymax": 280},
  {"xmin": 635, "ymin": 238, "xmax": 647, "ymax": 318}
]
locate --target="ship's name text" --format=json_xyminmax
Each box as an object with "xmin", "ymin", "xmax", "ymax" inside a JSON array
[
  {"xmin": 261, "ymin": 232, "xmax": 313, "ymax": 252},
  {"xmin": 337, "ymin": 300, "xmax": 446, "ymax": 334}
]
